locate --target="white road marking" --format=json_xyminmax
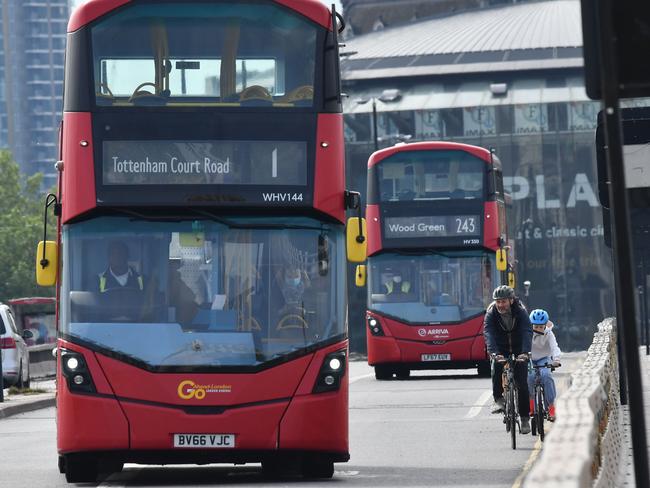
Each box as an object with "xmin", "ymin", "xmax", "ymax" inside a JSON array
[
  {"xmin": 512, "ymin": 437, "xmax": 543, "ymax": 488},
  {"xmin": 349, "ymin": 373, "xmax": 375, "ymax": 384},
  {"xmin": 98, "ymin": 481, "xmax": 126, "ymax": 488},
  {"xmin": 464, "ymin": 390, "xmax": 493, "ymax": 419}
]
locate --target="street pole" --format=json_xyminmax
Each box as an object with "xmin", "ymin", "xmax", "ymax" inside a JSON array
[
  {"xmin": 0, "ymin": 346, "xmax": 4, "ymax": 402},
  {"xmin": 521, "ymin": 219, "xmax": 532, "ymax": 298},
  {"xmin": 597, "ymin": 0, "xmax": 649, "ymax": 484},
  {"xmin": 643, "ymin": 252, "xmax": 650, "ymax": 355},
  {"xmin": 639, "ymin": 284, "xmax": 648, "ymax": 354},
  {"xmin": 372, "ymin": 98, "xmax": 378, "ymax": 151}
]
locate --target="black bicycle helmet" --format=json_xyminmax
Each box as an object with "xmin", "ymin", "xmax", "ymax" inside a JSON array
[{"xmin": 492, "ymin": 285, "xmax": 515, "ymax": 300}]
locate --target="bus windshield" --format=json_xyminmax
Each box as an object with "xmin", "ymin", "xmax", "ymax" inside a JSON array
[
  {"xmin": 60, "ymin": 216, "xmax": 345, "ymax": 368},
  {"xmin": 368, "ymin": 251, "xmax": 495, "ymax": 323},
  {"xmin": 91, "ymin": 2, "xmax": 318, "ymax": 107},
  {"xmin": 377, "ymin": 150, "xmax": 485, "ymax": 202}
]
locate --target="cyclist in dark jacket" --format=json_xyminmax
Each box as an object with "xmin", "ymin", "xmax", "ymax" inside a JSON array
[{"xmin": 483, "ymin": 285, "xmax": 533, "ymax": 434}]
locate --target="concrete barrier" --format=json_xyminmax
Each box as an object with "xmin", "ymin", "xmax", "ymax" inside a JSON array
[
  {"xmin": 524, "ymin": 318, "xmax": 621, "ymax": 488},
  {"xmin": 27, "ymin": 343, "xmax": 56, "ymax": 379}
]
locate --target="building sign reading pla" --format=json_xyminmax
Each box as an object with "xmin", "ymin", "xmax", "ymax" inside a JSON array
[
  {"xmin": 103, "ymin": 140, "xmax": 307, "ymax": 186},
  {"xmin": 384, "ymin": 215, "xmax": 481, "ymax": 239}
]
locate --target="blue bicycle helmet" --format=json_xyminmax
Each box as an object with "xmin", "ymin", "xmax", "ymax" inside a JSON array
[{"xmin": 530, "ymin": 309, "xmax": 549, "ymax": 325}]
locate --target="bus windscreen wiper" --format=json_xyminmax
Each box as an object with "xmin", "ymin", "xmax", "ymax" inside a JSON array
[
  {"xmin": 190, "ymin": 209, "xmax": 328, "ymax": 231},
  {"xmin": 392, "ymin": 248, "xmax": 449, "ymax": 257},
  {"xmin": 114, "ymin": 208, "xmax": 184, "ymax": 222}
]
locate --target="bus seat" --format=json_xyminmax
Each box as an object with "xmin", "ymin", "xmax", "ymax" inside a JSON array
[
  {"xmin": 276, "ymin": 313, "xmax": 308, "ymax": 330},
  {"xmin": 280, "ymin": 85, "xmax": 313, "ymax": 103},
  {"xmin": 239, "ymin": 85, "xmax": 272, "ymax": 101}
]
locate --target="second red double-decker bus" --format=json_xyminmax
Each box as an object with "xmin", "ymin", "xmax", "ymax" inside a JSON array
[
  {"xmin": 359, "ymin": 141, "xmax": 509, "ymax": 380},
  {"xmin": 36, "ymin": 0, "xmax": 366, "ymax": 483}
]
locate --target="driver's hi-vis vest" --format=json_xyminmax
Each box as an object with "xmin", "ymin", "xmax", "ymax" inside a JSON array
[
  {"xmin": 385, "ymin": 281, "xmax": 411, "ymax": 294},
  {"xmin": 99, "ymin": 268, "xmax": 144, "ymax": 293}
]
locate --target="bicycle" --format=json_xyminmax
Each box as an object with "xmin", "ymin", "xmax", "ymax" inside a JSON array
[
  {"xmin": 530, "ymin": 362, "xmax": 560, "ymax": 441},
  {"xmin": 497, "ymin": 354, "xmax": 528, "ymax": 450}
]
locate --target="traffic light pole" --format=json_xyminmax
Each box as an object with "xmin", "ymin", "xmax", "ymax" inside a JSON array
[{"xmin": 597, "ymin": 0, "xmax": 649, "ymax": 485}]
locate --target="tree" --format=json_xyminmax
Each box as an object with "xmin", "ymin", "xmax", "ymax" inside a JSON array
[{"xmin": 0, "ymin": 150, "xmax": 54, "ymax": 301}]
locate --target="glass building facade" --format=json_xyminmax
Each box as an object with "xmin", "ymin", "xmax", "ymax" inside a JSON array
[
  {"xmin": 0, "ymin": 1, "xmax": 68, "ymax": 185},
  {"xmin": 342, "ymin": 74, "xmax": 640, "ymax": 351}
]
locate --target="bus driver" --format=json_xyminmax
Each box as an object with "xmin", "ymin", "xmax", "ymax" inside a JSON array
[{"xmin": 98, "ymin": 241, "xmax": 144, "ymax": 293}]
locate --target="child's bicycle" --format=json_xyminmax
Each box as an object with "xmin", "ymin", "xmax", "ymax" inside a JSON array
[{"xmin": 530, "ymin": 362, "xmax": 560, "ymax": 441}]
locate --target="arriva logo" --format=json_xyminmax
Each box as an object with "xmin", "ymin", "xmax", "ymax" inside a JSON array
[
  {"xmin": 177, "ymin": 380, "xmax": 232, "ymax": 400},
  {"xmin": 418, "ymin": 328, "xmax": 450, "ymax": 337}
]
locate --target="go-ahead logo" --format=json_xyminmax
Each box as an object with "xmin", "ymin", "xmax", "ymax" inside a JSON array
[
  {"xmin": 177, "ymin": 380, "xmax": 232, "ymax": 400},
  {"xmin": 418, "ymin": 328, "xmax": 450, "ymax": 337}
]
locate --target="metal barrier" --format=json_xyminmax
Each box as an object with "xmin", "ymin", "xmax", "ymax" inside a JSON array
[
  {"xmin": 27, "ymin": 343, "xmax": 56, "ymax": 379},
  {"xmin": 524, "ymin": 317, "xmax": 622, "ymax": 488}
]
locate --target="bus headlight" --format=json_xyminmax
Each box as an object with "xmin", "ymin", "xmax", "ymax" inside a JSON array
[
  {"xmin": 329, "ymin": 358, "xmax": 342, "ymax": 370},
  {"xmin": 313, "ymin": 349, "xmax": 347, "ymax": 394},
  {"xmin": 367, "ymin": 316, "xmax": 384, "ymax": 336},
  {"xmin": 60, "ymin": 349, "xmax": 96, "ymax": 394},
  {"xmin": 66, "ymin": 357, "xmax": 79, "ymax": 371}
]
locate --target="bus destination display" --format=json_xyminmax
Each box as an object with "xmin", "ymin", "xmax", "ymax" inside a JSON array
[
  {"xmin": 384, "ymin": 215, "xmax": 481, "ymax": 239},
  {"xmin": 103, "ymin": 140, "xmax": 307, "ymax": 186}
]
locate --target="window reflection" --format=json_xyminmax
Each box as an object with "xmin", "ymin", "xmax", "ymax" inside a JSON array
[
  {"xmin": 344, "ymin": 95, "xmax": 619, "ymax": 348},
  {"xmin": 61, "ymin": 217, "xmax": 345, "ymax": 368},
  {"xmin": 368, "ymin": 252, "xmax": 494, "ymax": 323},
  {"xmin": 377, "ymin": 150, "xmax": 485, "ymax": 202},
  {"xmin": 92, "ymin": 2, "xmax": 317, "ymax": 107}
]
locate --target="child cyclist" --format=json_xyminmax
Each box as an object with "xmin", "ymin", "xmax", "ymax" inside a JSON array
[{"xmin": 527, "ymin": 309, "xmax": 562, "ymax": 421}]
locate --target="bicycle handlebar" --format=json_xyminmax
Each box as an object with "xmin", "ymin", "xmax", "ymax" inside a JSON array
[
  {"xmin": 494, "ymin": 355, "xmax": 529, "ymax": 364},
  {"xmin": 532, "ymin": 362, "xmax": 561, "ymax": 371}
]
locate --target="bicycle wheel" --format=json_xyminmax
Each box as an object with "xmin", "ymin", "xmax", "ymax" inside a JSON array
[
  {"xmin": 509, "ymin": 386, "xmax": 517, "ymax": 449},
  {"xmin": 531, "ymin": 416, "xmax": 537, "ymax": 436},
  {"xmin": 504, "ymin": 392, "xmax": 511, "ymax": 432},
  {"xmin": 536, "ymin": 387, "xmax": 545, "ymax": 441}
]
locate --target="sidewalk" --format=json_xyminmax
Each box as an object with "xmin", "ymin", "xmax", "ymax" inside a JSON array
[
  {"xmin": 0, "ymin": 378, "xmax": 56, "ymax": 419},
  {"xmin": 618, "ymin": 348, "xmax": 650, "ymax": 487}
]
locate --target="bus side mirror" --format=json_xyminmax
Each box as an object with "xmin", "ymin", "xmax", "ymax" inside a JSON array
[
  {"xmin": 346, "ymin": 217, "xmax": 367, "ymax": 262},
  {"xmin": 496, "ymin": 248, "xmax": 507, "ymax": 271},
  {"xmin": 508, "ymin": 271, "xmax": 516, "ymax": 288},
  {"xmin": 36, "ymin": 240, "xmax": 58, "ymax": 286},
  {"xmin": 355, "ymin": 265, "xmax": 367, "ymax": 287}
]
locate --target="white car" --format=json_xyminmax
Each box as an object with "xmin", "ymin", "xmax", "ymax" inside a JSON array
[{"xmin": 1, "ymin": 303, "xmax": 32, "ymax": 388}]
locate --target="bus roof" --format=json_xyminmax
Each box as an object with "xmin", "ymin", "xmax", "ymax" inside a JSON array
[
  {"xmin": 367, "ymin": 141, "xmax": 496, "ymax": 169},
  {"xmin": 68, "ymin": 0, "xmax": 333, "ymax": 33}
]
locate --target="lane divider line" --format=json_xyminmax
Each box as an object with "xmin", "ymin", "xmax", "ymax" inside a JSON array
[
  {"xmin": 349, "ymin": 373, "xmax": 375, "ymax": 384},
  {"xmin": 464, "ymin": 390, "xmax": 493, "ymax": 419},
  {"xmin": 512, "ymin": 437, "xmax": 543, "ymax": 488}
]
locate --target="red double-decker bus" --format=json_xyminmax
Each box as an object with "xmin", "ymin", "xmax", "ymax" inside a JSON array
[
  {"xmin": 36, "ymin": 0, "xmax": 366, "ymax": 482},
  {"xmin": 360, "ymin": 142, "xmax": 509, "ymax": 380}
]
